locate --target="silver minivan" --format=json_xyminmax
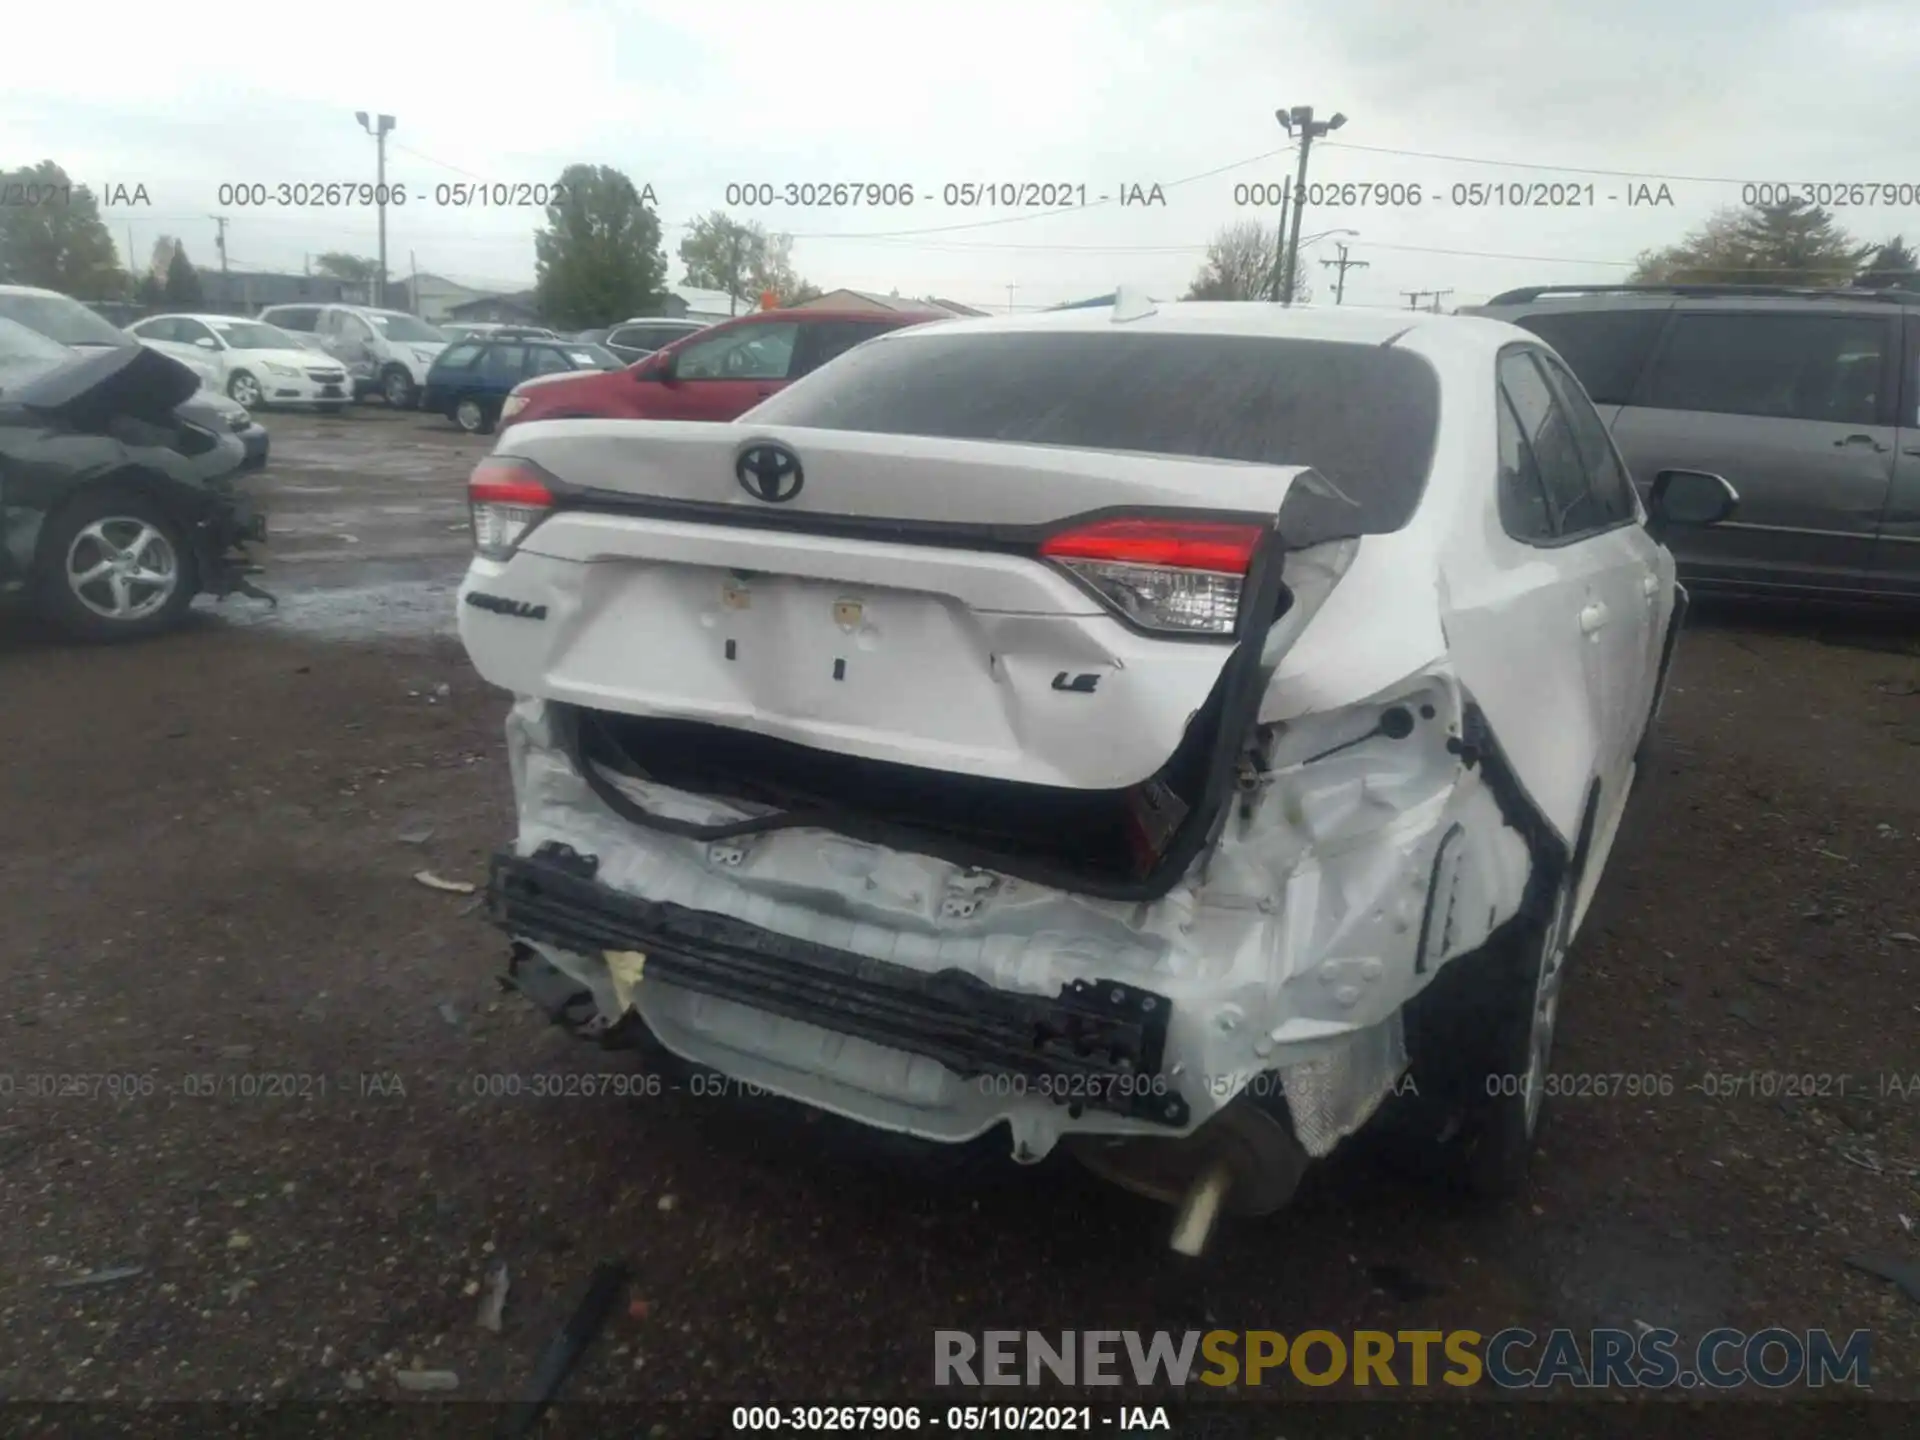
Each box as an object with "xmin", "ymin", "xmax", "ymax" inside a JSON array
[{"xmin": 1466, "ymin": 284, "xmax": 1920, "ymax": 602}]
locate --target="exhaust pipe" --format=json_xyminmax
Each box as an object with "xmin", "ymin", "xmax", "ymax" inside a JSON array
[{"xmin": 1168, "ymin": 1159, "xmax": 1234, "ymax": 1257}]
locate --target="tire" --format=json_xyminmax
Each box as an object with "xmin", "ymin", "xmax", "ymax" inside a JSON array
[
  {"xmin": 226, "ymin": 370, "xmax": 262, "ymax": 408},
  {"xmin": 1386, "ymin": 867, "xmax": 1575, "ymax": 1201},
  {"xmin": 381, "ymin": 366, "xmax": 417, "ymax": 409},
  {"xmin": 453, "ymin": 394, "xmax": 494, "ymax": 435},
  {"xmin": 35, "ymin": 487, "xmax": 197, "ymax": 643}
]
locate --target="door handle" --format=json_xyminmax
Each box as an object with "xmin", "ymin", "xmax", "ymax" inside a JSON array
[
  {"xmin": 1903, "ymin": 446, "xmax": 1920, "ymax": 458},
  {"xmin": 1834, "ymin": 434, "xmax": 1889, "ymax": 452},
  {"xmin": 1580, "ymin": 602, "xmax": 1609, "ymax": 634}
]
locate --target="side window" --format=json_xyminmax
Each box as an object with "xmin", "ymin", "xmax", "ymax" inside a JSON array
[
  {"xmin": 136, "ymin": 317, "xmax": 177, "ymax": 342},
  {"xmin": 526, "ymin": 345, "xmax": 573, "ymax": 377},
  {"xmin": 1535, "ymin": 353, "xmax": 1637, "ymax": 524},
  {"xmin": 1496, "ymin": 382, "xmax": 1555, "ymax": 544},
  {"xmin": 1498, "ymin": 350, "xmax": 1608, "ymax": 538},
  {"xmin": 341, "ymin": 316, "xmax": 374, "ymax": 344},
  {"xmin": 1644, "ymin": 312, "xmax": 1891, "ymax": 426},
  {"xmin": 794, "ymin": 321, "xmax": 891, "ymax": 376},
  {"xmin": 1510, "ymin": 308, "xmax": 1667, "ymax": 406},
  {"xmin": 607, "ymin": 326, "xmax": 648, "ymax": 351},
  {"xmin": 317, "ymin": 311, "xmax": 342, "ymax": 338},
  {"xmin": 177, "ymin": 319, "xmax": 215, "ymax": 348},
  {"xmin": 674, "ymin": 322, "xmax": 800, "ymax": 380},
  {"xmin": 438, "ymin": 342, "xmax": 484, "ymax": 370},
  {"xmin": 480, "ymin": 344, "xmax": 528, "ymax": 381}
]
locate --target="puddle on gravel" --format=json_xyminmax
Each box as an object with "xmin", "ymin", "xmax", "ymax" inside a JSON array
[{"xmin": 201, "ymin": 578, "xmax": 459, "ymax": 640}]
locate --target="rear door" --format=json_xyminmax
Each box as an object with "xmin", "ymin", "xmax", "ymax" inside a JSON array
[
  {"xmin": 1866, "ymin": 312, "xmax": 1920, "ymax": 597},
  {"xmin": 661, "ymin": 319, "xmax": 801, "ymax": 420},
  {"xmin": 1609, "ymin": 307, "xmax": 1899, "ymax": 594}
]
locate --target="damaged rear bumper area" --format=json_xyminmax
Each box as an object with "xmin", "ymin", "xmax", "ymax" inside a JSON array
[{"xmin": 493, "ymin": 844, "xmax": 1187, "ymax": 1127}]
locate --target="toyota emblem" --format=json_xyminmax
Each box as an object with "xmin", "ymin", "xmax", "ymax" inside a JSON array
[{"xmin": 735, "ymin": 441, "xmax": 804, "ymax": 503}]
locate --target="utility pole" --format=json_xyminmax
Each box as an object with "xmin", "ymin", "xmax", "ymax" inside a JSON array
[
  {"xmin": 1403, "ymin": 289, "xmax": 1435, "ymax": 310},
  {"xmin": 1320, "ymin": 242, "xmax": 1368, "ymax": 305},
  {"xmin": 1428, "ymin": 288, "xmax": 1453, "ymax": 313},
  {"xmin": 355, "ymin": 112, "xmax": 396, "ymax": 307},
  {"xmin": 1273, "ymin": 105, "xmax": 1347, "ymax": 307},
  {"xmin": 210, "ymin": 215, "xmax": 229, "ymax": 273},
  {"xmin": 1006, "ymin": 283, "xmax": 1017, "ymax": 314},
  {"xmin": 410, "ymin": 250, "xmax": 419, "ymax": 315},
  {"xmin": 1267, "ymin": 179, "xmax": 1291, "ymax": 301}
]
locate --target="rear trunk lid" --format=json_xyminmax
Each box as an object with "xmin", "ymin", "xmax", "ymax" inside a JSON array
[{"xmin": 460, "ymin": 422, "xmax": 1328, "ymax": 793}]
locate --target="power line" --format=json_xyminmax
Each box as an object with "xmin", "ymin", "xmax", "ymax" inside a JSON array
[{"xmin": 1317, "ymin": 140, "xmax": 1770, "ymax": 186}]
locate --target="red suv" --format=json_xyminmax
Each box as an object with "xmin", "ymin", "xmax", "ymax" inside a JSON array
[{"xmin": 497, "ymin": 307, "xmax": 944, "ymax": 430}]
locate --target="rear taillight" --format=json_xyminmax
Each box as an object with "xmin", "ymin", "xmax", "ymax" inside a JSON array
[
  {"xmin": 468, "ymin": 457, "xmax": 554, "ymax": 561},
  {"xmin": 1038, "ymin": 517, "xmax": 1266, "ymax": 636}
]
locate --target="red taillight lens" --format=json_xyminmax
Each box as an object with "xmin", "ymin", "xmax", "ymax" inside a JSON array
[
  {"xmin": 468, "ymin": 458, "xmax": 554, "ymax": 560},
  {"xmin": 1039, "ymin": 517, "xmax": 1267, "ymax": 636}
]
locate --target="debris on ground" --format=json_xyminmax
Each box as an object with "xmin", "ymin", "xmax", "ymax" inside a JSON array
[
  {"xmin": 51, "ymin": 1265, "xmax": 145, "ymax": 1290},
  {"xmin": 478, "ymin": 1260, "xmax": 510, "ymax": 1332},
  {"xmin": 413, "ymin": 871, "xmax": 476, "ymax": 895},
  {"xmin": 396, "ymin": 825, "xmax": 437, "ymax": 846},
  {"xmin": 437, "ymin": 1002, "xmax": 461, "ymax": 1028},
  {"xmin": 656, "ymin": 1194, "xmax": 676, "ymax": 1213},
  {"xmin": 627, "ymin": 1297, "xmax": 650, "ymax": 1322},
  {"xmin": 500, "ymin": 1259, "xmax": 631, "ymax": 1437},
  {"xmin": 394, "ymin": 1368, "xmax": 460, "ymax": 1392},
  {"xmin": 1844, "ymin": 1254, "xmax": 1920, "ymax": 1306}
]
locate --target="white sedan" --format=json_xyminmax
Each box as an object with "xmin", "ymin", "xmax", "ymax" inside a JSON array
[
  {"xmin": 126, "ymin": 313, "xmax": 351, "ymax": 411},
  {"xmin": 458, "ymin": 298, "xmax": 1739, "ymax": 1250}
]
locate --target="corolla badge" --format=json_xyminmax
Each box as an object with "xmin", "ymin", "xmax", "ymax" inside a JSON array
[{"xmin": 735, "ymin": 441, "xmax": 804, "ymax": 503}]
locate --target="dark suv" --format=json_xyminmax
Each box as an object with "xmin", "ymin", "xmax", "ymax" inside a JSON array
[{"xmin": 1465, "ymin": 284, "xmax": 1920, "ymax": 602}]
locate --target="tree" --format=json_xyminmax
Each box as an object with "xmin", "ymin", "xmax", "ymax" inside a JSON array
[
  {"xmin": 136, "ymin": 271, "xmax": 163, "ymax": 305},
  {"xmin": 1856, "ymin": 235, "xmax": 1918, "ymax": 290},
  {"xmin": 0, "ymin": 161, "xmax": 127, "ymax": 296},
  {"xmin": 1185, "ymin": 221, "xmax": 1307, "ymax": 302},
  {"xmin": 1630, "ymin": 198, "xmax": 1872, "ymax": 286},
  {"xmin": 533, "ymin": 164, "xmax": 668, "ymax": 329},
  {"xmin": 164, "ymin": 245, "xmax": 203, "ymax": 306},
  {"xmin": 678, "ymin": 213, "xmax": 818, "ymax": 310},
  {"xmin": 313, "ymin": 252, "xmax": 384, "ymax": 284}
]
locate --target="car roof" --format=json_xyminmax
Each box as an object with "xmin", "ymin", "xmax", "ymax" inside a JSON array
[
  {"xmin": 141, "ymin": 312, "xmax": 278, "ymax": 324},
  {"xmin": 0, "ymin": 283, "xmax": 69, "ymax": 298},
  {"xmin": 1472, "ymin": 283, "xmax": 1920, "ymax": 313}
]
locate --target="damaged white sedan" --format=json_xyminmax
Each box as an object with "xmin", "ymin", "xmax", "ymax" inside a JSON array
[{"xmin": 456, "ymin": 299, "xmax": 1736, "ymax": 1253}]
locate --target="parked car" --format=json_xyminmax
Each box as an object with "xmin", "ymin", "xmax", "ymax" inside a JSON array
[
  {"xmin": 442, "ymin": 323, "xmax": 559, "ymax": 342},
  {"xmin": 255, "ymin": 303, "xmax": 449, "ymax": 408},
  {"xmin": 496, "ymin": 308, "xmax": 942, "ymax": 432},
  {"xmin": 603, "ymin": 317, "xmax": 709, "ymax": 364},
  {"xmin": 0, "ymin": 284, "xmax": 268, "ymax": 469},
  {"xmin": 1464, "ymin": 284, "xmax": 1920, "ymax": 602},
  {"xmin": 127, "ymin": 313, "xmax": 351, "ymax": 412},
  {"xmin": 0, "ymin": 317, "xmax": 268, "ymax": 641},
  {"xmin": 423, "ymin": 336, "xmax": 621, "ymax": 434},
  {"xmin": 457, "ymin": 301, "xmax": 1735, "ymax": 1247}
]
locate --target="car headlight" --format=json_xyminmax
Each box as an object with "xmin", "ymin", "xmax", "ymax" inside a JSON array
[
  {"xmin": 264, "ymin": 361, "xmax": 300, "ymax": 377},
  {"xmin": 501, "ymin": 393, "xmax": 530, "ymax": 421}
]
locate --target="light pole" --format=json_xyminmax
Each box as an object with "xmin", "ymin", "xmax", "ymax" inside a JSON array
[
  {"xmin": 355, "ymin": 111, "xmax": 395, "ymax": 307},
  {"xmin": 1273, "ymin": 106, "xmax": 1347, "ymax": 307}
]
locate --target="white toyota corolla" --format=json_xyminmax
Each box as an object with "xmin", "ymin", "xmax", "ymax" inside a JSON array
[{"xmin": 454, "ymin": 298, "xmax": 1737, "ymax": 1251}]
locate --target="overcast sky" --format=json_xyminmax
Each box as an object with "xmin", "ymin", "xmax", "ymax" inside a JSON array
[{"xmin": 7, "ymin": 0, "xmax": 1917, "ymax": 310}]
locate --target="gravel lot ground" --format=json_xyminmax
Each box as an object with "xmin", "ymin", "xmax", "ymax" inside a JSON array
[{"xmin": 1, "ymin": 409, "xmax": 1916, "ymax": 1428}]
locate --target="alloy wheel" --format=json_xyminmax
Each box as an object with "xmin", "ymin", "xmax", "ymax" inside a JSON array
[{"xmin": 65, "ymin": 518, "xmax": 179, "ymax": 622}]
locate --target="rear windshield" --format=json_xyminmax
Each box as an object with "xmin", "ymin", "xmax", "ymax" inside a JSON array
[{"xmin": 746, "ymin": 330, "xmax": 1441, "ymax": 533}]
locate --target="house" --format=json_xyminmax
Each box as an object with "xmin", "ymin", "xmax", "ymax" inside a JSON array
[
  {"xmin": 663, "ymin": 285, "xmax": 750, "ymax": 323},
  {"xmin": 789, "ymin": 288, "xmax": 985, "ymax": 317},
  {"xmin": 193, "ymin": 269, "xmax": 356, "ymax": 313},
  {"xmin": 443, "ymin": 290, "xmax": 545, "ymax": 325}
]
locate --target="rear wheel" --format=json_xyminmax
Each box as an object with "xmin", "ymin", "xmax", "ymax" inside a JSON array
[
  {"xmin": 1386, "ymin": 869, "xmax": 1574, "ymax": 1200},
  {"xmin": 36, "ymin": 489, "xmax": 197, "ymax": 643}
]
